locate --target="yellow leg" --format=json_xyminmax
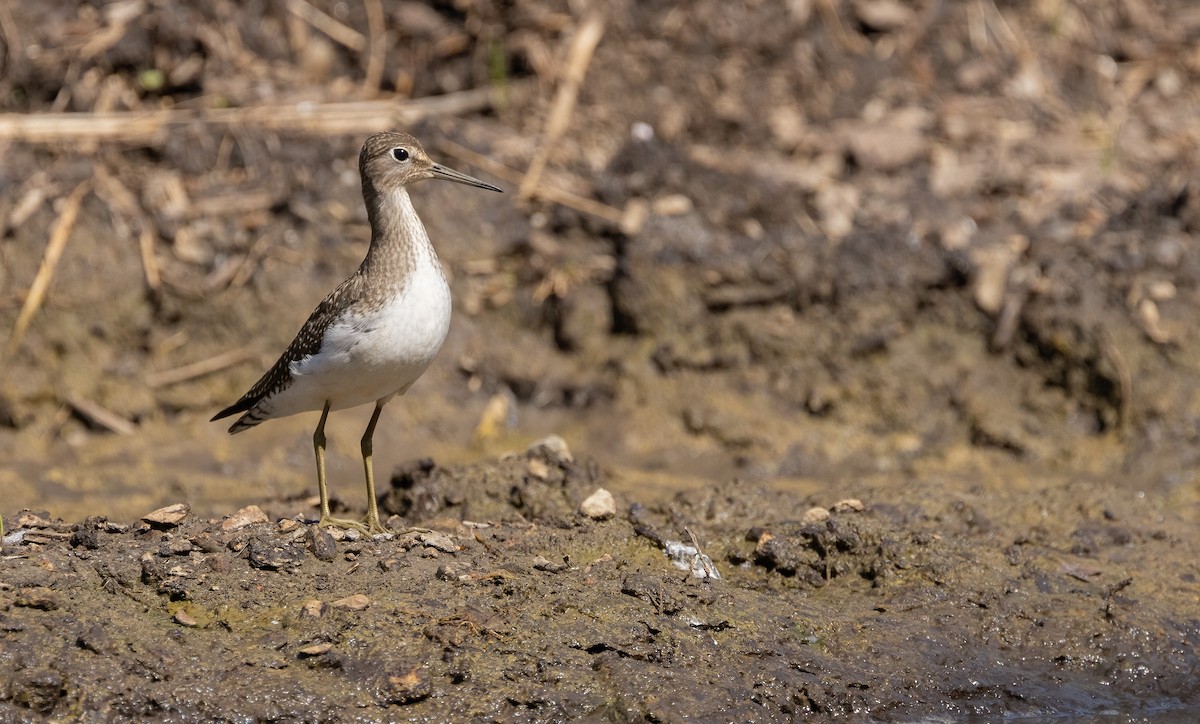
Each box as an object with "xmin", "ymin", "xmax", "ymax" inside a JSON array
[
  {"xmin": 360, "ymin": 401, "xmax": 388, "ymax": 534},
  {"xmin": 314, "ymin": 401, "xmax": 369, "ymax": 534}
]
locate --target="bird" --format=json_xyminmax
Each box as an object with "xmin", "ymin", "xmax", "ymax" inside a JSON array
[{"xmin": 212, "ymin": 131, "xmax": 501, "ymax": 535}]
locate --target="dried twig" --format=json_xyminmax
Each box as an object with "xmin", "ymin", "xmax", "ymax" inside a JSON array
[
  {"xmin": 519, "ymin": 11, "xmax": 606, "ymax": 200},
  {"xmin": 137, "ymin": 226, "xmax": 162, "ymax": 296},
  {"xmin": 0, "ymin": 87, "xmax": 506, "ymax": 144},
  {"xmin": 0, "ymin": 0, "xmax": 22, "ymax": 69},
  {"xmin": 685, "ymin": 527, "xmax": 717, "ymax": 580},
  {"xmin": 4, "ymin": 180, "xmax": 90, "ymax": 359},
  {"xmin": 92, "ymin": 164, "xmax": 139, "ymax": 219},
  {"xmin": 204, "ymin": 232, "xmax": 274, "ymax": 291},
  {"xmin": 362, "ymin": 0, "xmax": 386, "ymax": 96},
  {"xmin": 187, "ymin": 189, "xmax": 283, "ymax": 220},
  {"xmin": 816, "ymin": 0, "xmax": 867, "ymax": 53},
  {"xmin": 989, "ymin": 286, "xmax": 1027, "ymax": 352},
  {"xmin": 79, "ymin": 0, "xmax": 143, "ymax": 60},
  {"xmin": 66, "ymin": 395, "xmax": 136, "ymax": 435},
  {"xmin": 93, "ymin": 163, "xmax": 163, "ymax": 297},
  {"xmin": 2, "ymin": 182, "xmax": 53, "ymax": 236},
  {"xmin": 147, "ymin": 347, "xmax": 255, "ymax": 388},
  {"xmin": 285, "ymin": 0, "xmax": 364, "ymax": 51},
  {"xmin": 439, "ymin": 137, "xmax": 624, "ymax": 226}
]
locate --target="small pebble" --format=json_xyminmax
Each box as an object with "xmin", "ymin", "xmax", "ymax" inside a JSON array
[
  {"xmin": 854, "ymin": 0, "xmax": 915, "ymax": 31},
  {"xmin": 801, "ymin": 507, "xmax": 831, "ymax": 525},
  {"xmin": 15, "ymin": 511, "xmax": 56, "ymax": 529},
  {"xmin": 831, "ymin": 498, "xmax": 864, "ymax": 513},
  {"xmin": 191, "ymin": 532, "xmax": 224, "ymax": 553},
  {"xmin": 142, "ymin": 503, "xmax": 190, "ymax": 528},
  {"xmin": 663, "ymin": 541, "xmax": 721, "ymax": 580},
  {"xmin": 527, "ymin": 434, "xmax": 573, "ymax": 464},
  {"xmin": 631, "ymin": 121, "xmax": 655, "ymax": 141},
  {"xmin": 306, "ymin": 526, "xmax": 338, "ymax": 562},
  {"xmin": 331, "ymin": 594, "xmax": 371, "ymax": 611},
  {"xmin": 579, "ymin": 488, "xmax": 616, "ymax": 520},
  {"xmin": 278, "ymin": 519, "xmax": 300, "ymax": 533},
  {"xmin": 533, "ymin": 555, "xmax": 568, "ymax": 574},
  {"xmin": 652, "ymin": 193, "xmax": 693, "ymax": 216},
  {"xmin": 173, "ymin": 611, "xmax": 199, "ymax": 627},
  {"xmin": 525, "ymin": 458, "xmax": 550, "ymax": 481},
  {"xmin": 70, "ymin": 528, "xmax": 100, "ymax": 550},
  {"xmin": 247, "ymin": 538, "xmax": 305, "ymax": 571},
  {"xmin": 298, "ymin": 642, "xmax": 332, "ymax": 656},
  {"xmin": 383, "ymin": 666, "xmax": 431, "ymax": 705},
  {"xmin": 221, "ymin": 505, "xmax": 269, "ymax": 532},
  {"xmin": 300, "ymin": 599, "xmax": 326, "ymax": 618},
  {"xmin": 167, "ymin": 537, "xmax": 195, "ymax": 556},
  {"xmin": 418, "ymin": 531, "xmax": 459, "ymax": 553}
]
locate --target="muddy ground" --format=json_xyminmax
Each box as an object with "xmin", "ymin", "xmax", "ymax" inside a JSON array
[{"xmin": 2, "ymin": 0, "xmax": 1200, "ymax": 720}]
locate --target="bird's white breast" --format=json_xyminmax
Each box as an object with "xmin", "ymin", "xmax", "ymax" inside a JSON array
[{"xmin": 290, "ymin": 258, "xmax": 451, "ymax": 411}]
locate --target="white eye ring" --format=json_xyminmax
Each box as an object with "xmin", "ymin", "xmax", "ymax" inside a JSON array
[{"xmin": 392, "ymin": 148, "xmax": 410, "ymax": 162}]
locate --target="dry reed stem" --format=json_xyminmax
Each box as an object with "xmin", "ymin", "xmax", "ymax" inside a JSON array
[
  {"xmin": 439, "ymin": 138, "xmax": 624, "ymax": 226},
  {"xmin": 0, "ymin": 87, "xmax": 502, "ymax": 144},
  {"xmin": 187, "ymin": 189, "xmax": 282, "ymax": 220},
  {"xmin": 147, "ymin": 346, "xmax": 255, "ymax": 388},
  {"xmin": 519, "ymin": 11, "xmax": 605, "ymax": 200},
  {"xmin": 362, "ymin": 0, "xmax": 386, "ymax": 96},
  {"xmin": 815, "ymin": 0, "xmax": 866, "ymax": 53},
  {"xmin": 79, "ymin": 0, "xmax": 142, "ymax": 61},
  {"xmin": 203, "ymin": 232, "xmax": 273, "ymax": 292},
  {"xmin": 4, "ymin": 183, "xmax": 52, "ymax": 234},
  {"xmin": 0, "ymin": 0, "xmax": 21, "ymax": 68},
  {"xmin": 285, "ymin": 0, "xmax": 365, "ymax": 51},
  {"xmin": 66, "ymin": 395, "xmax": 136, "ymax": 435},
  {"xmin": 4, "ymin": 180, "xmax": 91, "ymax": 359},
  {"xmin": 137, "ymin": 226, "xmax": 162, "ymax": 295},
  {"xmin": 685, "ymin": 527, "xmax": 717, "ymax": 579},
  {"xmin": 92, "ymin": 163, "xmax": 164, "ymax": 297}
]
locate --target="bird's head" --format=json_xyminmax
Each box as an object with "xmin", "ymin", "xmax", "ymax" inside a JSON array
[{"xmin": 359, "ymin": 131, "xmax": 501, "ymax": 193}]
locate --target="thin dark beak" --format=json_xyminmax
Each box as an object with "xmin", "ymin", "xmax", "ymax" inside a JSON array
[{"xmin": 430, "ymin": 163, "xmax": 502, "ymax": 192}]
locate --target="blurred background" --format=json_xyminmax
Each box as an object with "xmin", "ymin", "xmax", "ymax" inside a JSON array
[{"xmin": 1, "ymin": 0, "xmax": 1198, "ymax": 523}]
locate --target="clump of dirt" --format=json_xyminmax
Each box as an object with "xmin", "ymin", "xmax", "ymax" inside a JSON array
[{"xmin": 4, "ymin": 442, "xmax": 1199, "ymax": 719}]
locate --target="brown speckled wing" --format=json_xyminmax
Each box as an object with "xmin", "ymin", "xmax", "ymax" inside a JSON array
[{"xmin": 211, "ymin": 274, "xmax": 366, "ymax": 433}]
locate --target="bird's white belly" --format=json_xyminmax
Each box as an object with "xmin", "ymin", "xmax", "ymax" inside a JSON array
[{"xmin": 281, "ymin": 262, "xmax": 451, "ymax": 414}]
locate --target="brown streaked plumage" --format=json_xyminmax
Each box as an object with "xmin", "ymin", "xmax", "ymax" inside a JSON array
[
  {"xmin": 211, "ymin": 275, "xmax": 367, "ymax": 431},
  {"xmin": 212, "ymin": 131, "xmax": 501, "ymax": 534}
]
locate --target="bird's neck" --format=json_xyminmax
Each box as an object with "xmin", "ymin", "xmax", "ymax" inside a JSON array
[{"xmin": 360, "ymin": 184, "xmax": 437, "ymax": 280}]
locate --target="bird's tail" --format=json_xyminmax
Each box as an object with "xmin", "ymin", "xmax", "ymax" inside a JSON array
[{"xmin": 211, "ymin": 400, "xmax": 263, "ymax": 434}]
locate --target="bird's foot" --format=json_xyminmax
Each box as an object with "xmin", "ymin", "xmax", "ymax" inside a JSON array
[
  {"xmin": 362, "ymin": 514, "xmax": 392, "ymax": 537},
  {"xmin": 317, "ymin": 514, "xmax": 372, "ymax": 535}
]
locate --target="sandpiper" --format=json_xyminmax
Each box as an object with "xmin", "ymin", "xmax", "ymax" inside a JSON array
[{"xmin": 212, "ymin": 131, "xmax": 501, "ymax": 534}]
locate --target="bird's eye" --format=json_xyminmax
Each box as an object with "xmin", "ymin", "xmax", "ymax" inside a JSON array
[{"xmin": 392, "ymin": 147, "xmax": 410, "ymax": 162}]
